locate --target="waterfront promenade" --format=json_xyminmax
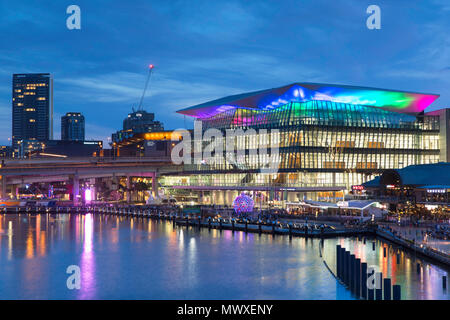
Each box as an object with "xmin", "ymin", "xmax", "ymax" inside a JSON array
[{"xmin": 379, "ymin": 223, "xmax": 450, "ymax": 254}]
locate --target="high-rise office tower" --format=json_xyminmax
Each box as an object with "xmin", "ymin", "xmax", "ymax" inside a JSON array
[
  {"xmin": 61, "ymin": 112, "xmax": 85, "ymax": 141},
  {"xmin": 12, "ymin": 73, "xmax": 53, "ymax": 151},
  {"xmin": 112, "ymin": 110, "xmax": 164, "ymax": 143}
]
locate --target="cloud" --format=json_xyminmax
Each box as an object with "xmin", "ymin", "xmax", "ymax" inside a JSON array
[
  {"xmin": 0, "ymin": 104, "xmax": 11, "ymax": 144},
  {"xmin": 379, "ymin": 69, "xmax": 446, "ymax": 80},
  {"xmin": 85, "ymin": 122, "xmax": 116, "ymax": 145},
  {"xmin": 58, "ymin": 72, "xmax": 144, "ymax": 103},
  {"xmin": 56, "ymin": 51, "xmax": 327, "ymax": 115},
  {"xmin": 156, "ymin": 0, "xmax": 264, "ymax": 41}
]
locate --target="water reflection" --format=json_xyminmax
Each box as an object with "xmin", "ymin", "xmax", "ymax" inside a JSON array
[
  {"xmin": 0, "ymin": 213, "xmax": 448, "ymax": 300},
  {"xmin": 78, "ymin": 214, "xmax": 96, "ymax": 299}
]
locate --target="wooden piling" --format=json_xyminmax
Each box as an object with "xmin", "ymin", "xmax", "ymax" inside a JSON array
[
  {"xmin": 393, "ymin": 284, "xmax": 401, "ymax": 300},
  {"xmin": 344, "ymin": 250, "xmax": 349, "ymax": 285},
  {"xmin": 355, "ymin": 258, "xmax": 361, "ymax": 298},
  {"xmin": 367, "ymin": 288, "xmax": 374, "ymax": 300},
  {"xmin": 383, "ymin": 278, "xmax": 391, "ymax": 300},
  {"xmin": 346, "ymin": 251, "xmax": 351, "ymax": 286},
  {"xmin": 375, "ymin": 272, "xmax": 383, "ymax": 300},
  {"xmin": 361, "ymin": 262, "xmax": 368, "ymax": 300},
  {"xmin": 336, "ymin": 245, "xmax": 341, "ymax": 279},
  {"xmin": 350, "ymin": 254, "xmax": 355, "ymax": 291}
]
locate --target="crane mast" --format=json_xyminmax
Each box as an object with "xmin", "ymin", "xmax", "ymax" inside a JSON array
[{"xmin": 136, "ymin": 64, "xmax": 154, "ymax": 111}]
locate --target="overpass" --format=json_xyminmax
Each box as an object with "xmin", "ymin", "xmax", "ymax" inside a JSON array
[{"xmin": 0, "ymin": 156, "xmax": 181, "ymax": 203}]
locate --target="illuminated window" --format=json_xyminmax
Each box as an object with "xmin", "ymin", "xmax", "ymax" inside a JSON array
[{"xmin": 29, "ymin": 119, "xmax": 35, "ymax": 122}]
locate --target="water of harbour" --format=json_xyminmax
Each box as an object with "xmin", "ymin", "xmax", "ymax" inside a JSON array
[{"xmin": 0, "ymin": 213, "xmax": 448, "ymax": 300}]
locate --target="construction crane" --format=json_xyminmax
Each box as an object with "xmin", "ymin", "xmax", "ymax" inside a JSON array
[{"xmin": 135, "ymin": 64, "xmax": 155, "ymax": 112}]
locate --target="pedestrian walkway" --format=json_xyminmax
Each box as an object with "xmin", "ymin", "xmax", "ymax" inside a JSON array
[{"xmin": 381, "ymin": 224, "xmax": 449, "ymax": 255}]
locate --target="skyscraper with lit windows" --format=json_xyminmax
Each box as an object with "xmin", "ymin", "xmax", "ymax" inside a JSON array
[{"xmin": 12, "ymin": 73, "xmax": 53, "ymax": 152}]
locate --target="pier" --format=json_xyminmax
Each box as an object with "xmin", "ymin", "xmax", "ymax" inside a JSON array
[{"xmin": 0, "ymin": 204, "xmax": 370, "ymax": 238}]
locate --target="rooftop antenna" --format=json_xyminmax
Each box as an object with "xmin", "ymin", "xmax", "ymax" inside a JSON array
[{"xmin": 137, "ymin": 64, "xmax": 155, "ymax": 111}]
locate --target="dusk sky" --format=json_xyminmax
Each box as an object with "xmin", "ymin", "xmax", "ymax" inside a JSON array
[{"xmin": 0, "ymin": 0, "xmax": 448, "ymax": 145}]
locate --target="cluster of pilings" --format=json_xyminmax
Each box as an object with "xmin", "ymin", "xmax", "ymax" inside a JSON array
[{"xmin": 336, "ymin": 244, "xmax": 401, "ymax": 300}]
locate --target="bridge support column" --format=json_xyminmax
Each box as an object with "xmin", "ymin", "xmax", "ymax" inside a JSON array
[
  {"xmin": 126, "ymin": 175, "xmax": 131, "ymax": 203},
  {"xmin": 73, "ymin": 174, "xmax": 80, "ymax": 206},
  {"xmin": 151, "ymin": 172, "xmax": 158, "ymax": 198},
  {"xmin": 91, "ymin": 178, "xmax": 97, "ymax": 202},
  {"xmin": 1, "ymin": 176, "xmax": 6, "ymax": 199},
  {"xmin": 227, "ymin": 191, "xmax": 234, "ymax": 206}
]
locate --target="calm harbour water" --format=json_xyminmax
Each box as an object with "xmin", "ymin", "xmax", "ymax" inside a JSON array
[{"xmin": 0, "ymin": 213, "xmax": 448, "ymax": 300}]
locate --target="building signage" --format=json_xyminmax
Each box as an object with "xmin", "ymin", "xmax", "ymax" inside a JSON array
[{"xmin": 426, "ymin": 189, "xmax": 446, "ymax": 193}]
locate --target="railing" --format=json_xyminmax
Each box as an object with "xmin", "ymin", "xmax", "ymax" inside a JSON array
[
  {"xmin": 2, "ymin": 156, "xmax": 174, "ymax": 162},
  {"xmin": 166, "ymin": 181, "xmax": 346, "ymax": 189},
  {"xmin": 376, "ymin": 226, "xmax": 450, "ymax": 265}
]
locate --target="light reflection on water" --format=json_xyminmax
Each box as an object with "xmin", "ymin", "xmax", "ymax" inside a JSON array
[{"xmin": 0, "ymin": 213, "xmax": 448, "ymax": 300}]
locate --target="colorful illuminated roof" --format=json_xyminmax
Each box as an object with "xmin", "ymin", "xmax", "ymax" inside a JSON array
[{"xmin": 177, "ymin": 83, "xmax": 439, "ymax": 118}]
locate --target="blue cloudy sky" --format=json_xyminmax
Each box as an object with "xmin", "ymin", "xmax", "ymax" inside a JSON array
[{"xmin": 0, "ymin": 0, "xmax": 449, "ymax": 145}]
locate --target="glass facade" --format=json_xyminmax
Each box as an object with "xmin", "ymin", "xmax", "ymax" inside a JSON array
[
  {"xmin": 61, "ymin": 112, "xmax": 85, "ymax": 141},
  {"xmin": 165, "ymin": 99, "xmax": 441, "ymax": 202}
]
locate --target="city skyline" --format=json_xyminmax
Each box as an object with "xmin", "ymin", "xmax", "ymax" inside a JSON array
[
  {"xmin": 0, "ymin": 1, "xmax": 448, "ymax": 304},
  {"xmin": 0, "ymin": 0, "xmax": 449, "ymax": 146}
]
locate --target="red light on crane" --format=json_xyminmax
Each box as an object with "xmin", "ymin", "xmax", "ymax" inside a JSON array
[{"xmin": 149, "ymin": 64, "xmax": 154, "ymax": 69}]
